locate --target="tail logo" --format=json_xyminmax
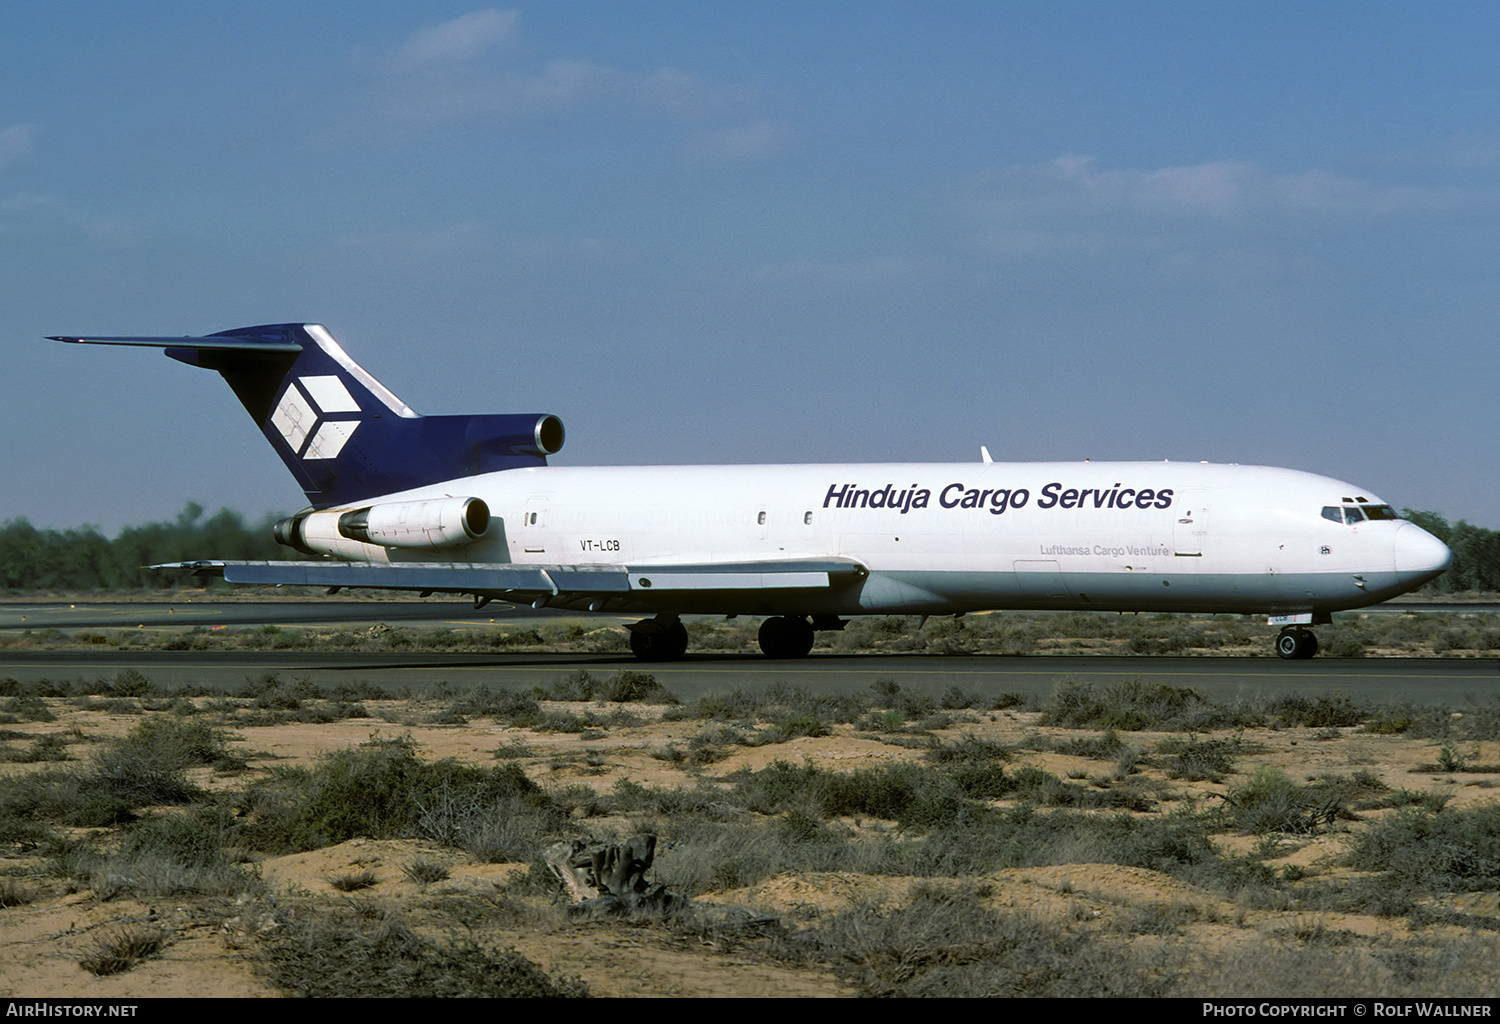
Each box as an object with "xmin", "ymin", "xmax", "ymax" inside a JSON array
[{"xmin": 270, "ymin": 375, "xmax": 361, "ymax": 460}]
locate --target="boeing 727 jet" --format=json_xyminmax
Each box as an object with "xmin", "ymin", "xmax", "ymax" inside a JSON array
[{"xmin": 52, "ymin": 323, "xmax": 1452, "ymax": 660}]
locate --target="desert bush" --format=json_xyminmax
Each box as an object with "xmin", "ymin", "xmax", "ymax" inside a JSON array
[
  {"xmin": 899, "ymin": 805, "xmax": 1215, "ymax": 878},
  {"xmin": 685, "ymin": 618, "xmax": 755, "ymax": 651},
  {"xmin": 111, "ymin": 715, "xmax": 239, "ymax": 769},
  {"xmin": 328, "ymin": 869, "xmax": 378, "ymax": 891},
  {"xmin": 1158, "ymin": 735, "xmax": 1242, "ymax": 783},
  {"xmin": 0, "ymin": 878, "xmax": 31, "ymax": 907},
  {"xmin": 0, "ymin": 734, "xmax": 72, "ymax": 763},
  {"xmin": 808, "ymin": 885, "xmax": 1174, "ymax": 997},
  {"xmin": 259, "ymin": 909, "xmax": 588, "ymax": 997},
  {"xmin": 0, "ymin": 768, "xmax": 134, "ymax": 841},
  {"xmin": 922, "ymin": 735, "xmax": 1014, "ymax": 799},
  {"xmin": 1320, "ymin": 630, "xmax": 1368, "ymax": 658},
  {"xmin": 88, "ymin": 716, "xmax": 244, "ymax": 805},
  {"xmin": 446, "ymin": 686, "xmax": 541, "ymax": 726},
  {"xmin": 1347, "ymin": 804, "xmax": 1500, "ymax": 892},
  {"xmin": 79, "ymin": 926, "xmax": 167, "ymax": 976},
  {"xmin": 237, "ymin": 734, "xmax": 556, "ymax": 854},
  {"xmin": 729, "ymin": 760, "xmax": 968, "ymax": 830},
  {"xmin": 1265, "ymin": 693, "xmax": 1367, "ymax": 729},
  {"xmin": 0, "ymin": 695, "xmax": 55, "ymax": 723},
  {"xmin": 1200, "ymin": 932, "xmax": 1500, "ymax": 998},
  {"xmin": 402, "ymin": 858, "xmax": 450, "ymax": 886},
  {"xmin": 67, "ymin": 805, "xmax": 262, "ymax": 899},
  {"xmin": 1005, "ymin": 766, "xmax": 1154, "ymax": 811},
  {"xmin": 104, "ymin": 669, "xmax": 153, "ymax": 697},
  {"xmin": 1455, "ymin": 696, "xmax": 1500, "ymax": 741},
  {"xmin": 651, "ymin": 813, "xmax": 892, "ymax": 895},
  {"xmin": 1052, "ymin": 729, "xmax": 1128, "ymax": 761},
  {"xmin": 1223, "ymin": 768, "xmax": 1344, "ymax": 835},
  {"xmin": 542, "ymin": 669, "xmax": 675, "ymax": 704},
  {"xmin": 692, "ymin": 682, "xmax": 869, "ymax": 728},
  {"xmin": 1041, "ymin": 679, "xmax": 1231, "ymax": 731},
  {"xmin": 531, "ymin": 710, "xmax": 585, "ymax": 733}
]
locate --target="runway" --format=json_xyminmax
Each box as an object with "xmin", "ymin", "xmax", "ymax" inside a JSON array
[
  {"xmin": 2, "ymin": 649, "xmax": 1496, "ymax": 707},
  {"xmin": 2, "ymin": 600, "xmax": 1496, "ymax": 706}
]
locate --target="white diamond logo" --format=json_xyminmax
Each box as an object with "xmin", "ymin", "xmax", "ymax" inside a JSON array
[
  {"xmin": 305, "ymin": 419, "xmax": 359, "ymax": 460},
  {"xmin": 271, "ymin": 382, "xmax": 316, "ymax": 454},
  {"xmin": 301, "ymin": 375, "xmax": 360, "ymax": 413},
  {"xmin": 271, "ymin": 376, "xmax": 363, "ymax": 460}
]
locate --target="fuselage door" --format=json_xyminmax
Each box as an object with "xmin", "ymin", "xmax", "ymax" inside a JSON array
[
  {"xmin": 1012, "ymin": 559, "xmax": 1073, "ymax": 603},
  {"xmin": 521, "ymin": 495, "xmax": 550, "ymax": 554},
  {"xmin": 1174, "ymin": 507, "xmax": 1208, "ymax": 558}
]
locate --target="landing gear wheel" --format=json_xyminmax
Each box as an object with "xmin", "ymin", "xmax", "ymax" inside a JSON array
[
  {"xmin": 629, "ymin": 620, "xmax": 689, "ymax": 662},
  {"xmin": 1275, "ymin": 627, "xmax": 1318, "ymax": 660},
  {"xmin": 758, "ymin": 615, "xmax": 815, "ymax": 658}
]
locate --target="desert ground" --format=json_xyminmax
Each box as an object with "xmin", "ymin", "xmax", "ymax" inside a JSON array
[{"xmin": 2, "ymin": 611, "xmax": 1500, "ymax": 998}]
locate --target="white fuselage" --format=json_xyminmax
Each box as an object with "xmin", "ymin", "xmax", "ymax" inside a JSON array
[{"xmin": 301, "ymin": 460, "xmax": 1452, "ymax": 618}]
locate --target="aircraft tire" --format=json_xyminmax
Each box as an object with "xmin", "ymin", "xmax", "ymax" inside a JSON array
[
  {"xmin": 759, "ymin": 615, "xmax": 814, "ymax": 658},
  {"xmin": 630, "ymin": 621, "xmax": 689, "ymax": 662},
  {"xmin": 1275, "ymin": 628, "xmax": 1318, "ymax": 660}
]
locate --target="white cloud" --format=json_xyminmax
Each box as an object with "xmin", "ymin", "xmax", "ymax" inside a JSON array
[
  {"xmin": 389, "ymin": 9, "xmax": 519, "ymax": 72},
  {"xmin": 371, "ymin": 12, "xmax": 760, "ymax": 133},
  {"xmin": 685, "ymin": 118, "xmax": 795, "ymax": 164},
  {"xmin": 1, "ymin": 191, "xmax": 49, "ymax": 212},
  {"xmin": 963, "ymin": 155, "xmax": 1498, "ymax": 264},
  {"xmin": 1019, "ymin": 154, "xmax": 1483, "ymax": 219}
]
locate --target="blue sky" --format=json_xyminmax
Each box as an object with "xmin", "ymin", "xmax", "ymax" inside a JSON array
[{"xmin": 5, "ymin": 2, "xmax": 1499, "ymax": 533}]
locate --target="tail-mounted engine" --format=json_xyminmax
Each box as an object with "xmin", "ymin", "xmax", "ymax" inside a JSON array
[{"xmin": 276, "ymin": 496, "xmax": 490, "ymax": 558}]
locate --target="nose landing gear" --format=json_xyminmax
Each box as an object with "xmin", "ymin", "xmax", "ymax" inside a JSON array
[{"xmin": 1276, "ymin": 627, "xmax": 1318, "ymax": 660}]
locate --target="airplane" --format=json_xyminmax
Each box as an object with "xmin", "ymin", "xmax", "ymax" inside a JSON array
[{"xmin": 51, "ymin": 322, "xmax": 1452, "ymax": 661}]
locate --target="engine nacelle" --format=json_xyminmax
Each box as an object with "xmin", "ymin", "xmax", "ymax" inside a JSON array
[{"xmin": 276, "ymin": 497, "xmax": 490, "ymax": 557}]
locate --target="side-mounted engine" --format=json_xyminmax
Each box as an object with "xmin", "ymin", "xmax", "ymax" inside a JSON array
[{"xmin": 275, "ymin": 496, "xmax": 490, "ymax": 558}]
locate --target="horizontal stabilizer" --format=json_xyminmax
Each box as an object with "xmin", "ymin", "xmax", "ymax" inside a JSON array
[{"xmin": 49, "ymin": 335, "xmax": 303, "ymax": 352}]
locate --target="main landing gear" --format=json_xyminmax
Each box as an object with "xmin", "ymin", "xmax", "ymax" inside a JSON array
[
  {"xmin": 1276, "ymin": 627, "xmax": 1319, "ymax": 660},
  {"xmin": 757, "ymin": 615, "xmax": 815, "ymax": 659},
  {"xmin": 627, "ymin": 613, "xmax": 827, "ymax": 661},
  {"xmin": 627, "ymin": 617, "xmax": 689, "ymax": 662}
]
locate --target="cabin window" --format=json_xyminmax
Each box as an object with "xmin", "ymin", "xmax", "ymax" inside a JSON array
[
  {"xmin": 804, "ymin": 511, "xmax": 813, "ymax": 525},
  {"xmin": 757, "ymin": 511, "xmax": 767, "ymax": 525}
]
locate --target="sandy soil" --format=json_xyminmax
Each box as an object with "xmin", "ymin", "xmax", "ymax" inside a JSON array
[{"xmin": 2, "ymin": 695, "xmax": 1497, "ymax": 998}]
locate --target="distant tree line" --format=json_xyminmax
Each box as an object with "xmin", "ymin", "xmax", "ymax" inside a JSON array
[
  {"xmin": 0, "ymin": 503, "xmax": 285, "ymax": 591},
  {"xmin": 0, "ymin": 504, "xmax": 1494, "ymax": 595}
]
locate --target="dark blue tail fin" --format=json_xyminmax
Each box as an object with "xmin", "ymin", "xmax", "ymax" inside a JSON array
[{"xmin": 51, "ymin": 323, "xmax": 563, "ymax": 508}]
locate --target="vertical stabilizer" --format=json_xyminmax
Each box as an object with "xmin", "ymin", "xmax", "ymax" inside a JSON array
[{"xmin": 51, "ymin": 323, "xmax": 564, "ymax": 507}]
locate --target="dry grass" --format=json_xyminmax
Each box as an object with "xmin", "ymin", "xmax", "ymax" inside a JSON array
[{"xmin": 2, "ymin": 673, "xmax": 1499, "ymax": 998}]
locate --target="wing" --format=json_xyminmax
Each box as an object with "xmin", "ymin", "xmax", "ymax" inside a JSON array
[{"xmin": 156, "ymin": 558, "xmax": 868, "ymax": 608}]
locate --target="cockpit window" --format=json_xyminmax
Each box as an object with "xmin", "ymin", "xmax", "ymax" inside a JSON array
[{"xmin": 1323, "ymin": 503, "xmax": 1402, "ymax": 525}]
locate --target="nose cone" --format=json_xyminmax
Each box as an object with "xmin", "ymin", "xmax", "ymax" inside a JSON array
[{"xmin": 1393, "ymin": 522, "xmax": 1452, "ymax": 582}]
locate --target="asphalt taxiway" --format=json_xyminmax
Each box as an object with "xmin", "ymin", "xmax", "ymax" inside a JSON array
[{"xmin": 1, "ymin": 600, "xmax": 1495, "ymax": 706}]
